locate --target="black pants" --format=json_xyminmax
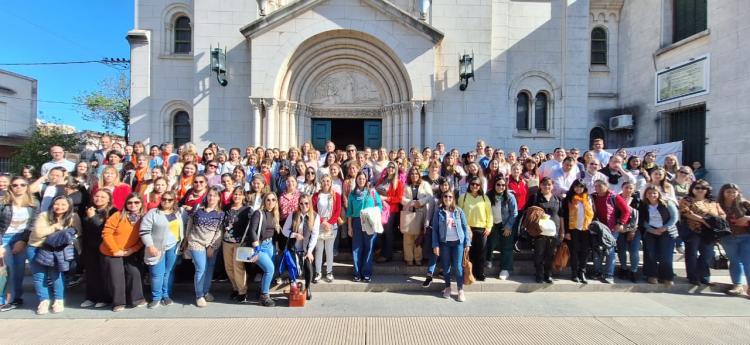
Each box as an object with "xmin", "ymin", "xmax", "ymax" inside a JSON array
[
  {"xmin": 567, "ymin": 229, "xmax": 590, "ymax": 276},
  {"xmin": 83, "ymin": 246, "xmax": 110, "ymax": 303},
  {"xmin": 103, "ymin": 254, "xmax": 145, "ymax": 307},
  {"xmin": 469, "ymin": 227, "xmax": 487, "ymax": 279},
  {"xmin": 533, "ymin": 236, "xmax": 556, "ymax": 279},
  {"xmin": 295, "ymin": 251, "xmax": 313, "ymax": 291}
]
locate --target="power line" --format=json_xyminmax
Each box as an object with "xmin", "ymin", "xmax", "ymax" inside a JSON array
[
  {"xmin": 0, "ymin": 94, "xmax": 87, "ymax": 106},
  {"xmin": 0, "ymin": 58, "xmax": 131, "ymax": 70}
]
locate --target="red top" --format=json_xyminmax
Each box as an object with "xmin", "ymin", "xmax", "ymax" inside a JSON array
[
  {"xmin": 92, "ymin": 183, "xmax": 132, "ymax": 210},
  {"xmin": 592, "ymin": 191, "xmax": 632, "ymax": 230},
  {"xmin": 312, "ymin": 191, "xmax": 342, "ymax": 225},
  {"xmin": 220, "ymin": 190, "xmax": 233, "ymax": 207},
  {"xmin": 384, "ymin": 181, "xmax": 404, "ymax": 213},
  {"xmin": 144, "ymin": 193, "xmax": 162, "ymax": 211},
  {"xmin": 180, "ymin": 190, "xmax": 206, "ymax": 209},
  {"xmin": 507, "ymin": 176, "xmax": 528, "ymax": 212}
]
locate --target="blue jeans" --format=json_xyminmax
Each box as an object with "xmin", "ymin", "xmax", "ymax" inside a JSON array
[
  {"xmin": 643, "ymin": 232, "xmax": 676, "ymax": 281},
  {"xmin": 1, "ymin": 233, "xmax": 27, "ymax": 304},
  {"xmin": 148, "ymin": 246, "xmax": 177, "ymax": 301},
  {"xmin": 189, "ymin": 247, "xmax": 219, "ymax": 298},
  {"xmin": 440, "ymin": 241, "xmax": 464, "ymax": 290},
  {"xmin": 255, "ymin": 239, "xmax": 275, "ymax": 294},
  {"xmin": 351, "ymin": 218, "xmax": 377, "ymax": 279},
  {"xmin": 721, "ymin": 234, "xmax": 750, "ymax": 285},
  {"xmin": 423, "ymin": 227, "xmax": 439, "ymax": 275},
  {"xmin": 594, "ymin": 231, "xmax": 620, "ymax": 279},
  {"xmin": 617, "ymin": 231, "xmax": 641, "ymax": 273},
  {"xmin": 683, "ymin": 231, "xmax": 714, "ymax": 282},
  {"xmin": 25, "ymin": 246, "xmax": 65, "ymax": 302}
]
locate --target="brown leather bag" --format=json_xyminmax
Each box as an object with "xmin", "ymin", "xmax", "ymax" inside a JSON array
[
  {"xmin": 462, "ymin": 254, "xmax": 475, "ymax": 285},
  {"xmin": 523, "ymin": 206, "xmax": 546, "ymax": 238},
  {"xmin": 553, "ymin": 242, "xmax": 570, "ymax": 272}
]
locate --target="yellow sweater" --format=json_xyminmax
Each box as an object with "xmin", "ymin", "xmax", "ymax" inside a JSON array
[
  {"xmin": 458, "ymin": 193, "xmax": 493, "ymax": 231},
  {"xmin": 29, "ymin": 212, "xmax": 82, "ymax": 248}
]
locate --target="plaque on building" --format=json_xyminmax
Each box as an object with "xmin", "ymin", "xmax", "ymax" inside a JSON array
[{"xmin": 656, "ymin": 55, "xmax": 709, "ymax": 105}]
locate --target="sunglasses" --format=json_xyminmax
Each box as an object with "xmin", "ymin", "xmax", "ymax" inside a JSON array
[
  {"xmin": 194, "ymin": 181, "xmax": 206, "ymax": 184},
  {"xmin": 470, "ymin": 183, "xmax": 480, "ymax": 186},
  {"xmin": 11, "ymin": 183, "xmax": 27, "ymax": 188},
  {"xmin": 208, "ymin": 164, "xmax": 218, "ymax": 168},
  {"xmin": 694, "ymin": 186, "xmax": 708, "ymax": 190},
  {"xmin": 161, "ymin": 198, "xmax": 175, "ymax": 202},
  {"xmin": 442, "ymin": 195, "xmax": 454, "ymax": 199},
  {"xmin": 127, "ymin": 201, "xmax": 142, "ymax": 205}
]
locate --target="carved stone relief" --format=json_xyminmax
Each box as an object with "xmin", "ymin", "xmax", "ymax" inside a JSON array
[{"xmin": 309, "ymin": 70, "xmax": 382, "ymax": 106}]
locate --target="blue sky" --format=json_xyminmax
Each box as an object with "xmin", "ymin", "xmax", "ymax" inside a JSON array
[{"xmin": 0, "ymin": 1, "xmax": 133, "ymax": 133}]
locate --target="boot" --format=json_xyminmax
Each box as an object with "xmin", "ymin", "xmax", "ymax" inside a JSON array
[
  {"xmin": 578, "ymin": 272, "xmax": 588, "ymax": 284},
  {"xmin": 306, "ymin": 288, "xmax": 312, "ymax": 301}
]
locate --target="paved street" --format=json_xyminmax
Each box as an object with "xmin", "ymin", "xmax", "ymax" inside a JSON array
[{"xmin": 1, "ymin": 290, "xmax": 749, "ymax": 344}]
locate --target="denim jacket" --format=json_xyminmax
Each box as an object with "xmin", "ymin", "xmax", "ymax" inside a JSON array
[{"xmin": 431, "ymin": 207, "xmax": 472, "ymax": 249}]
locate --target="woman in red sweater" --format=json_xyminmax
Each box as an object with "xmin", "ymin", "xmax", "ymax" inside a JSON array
[
  {"xmin": 92, "ymin": 166, "xmax": 132, "ymax": 210},
  {"xmin": 375, "ymin": 161, "xmax": 404, "ymax": 263},
  {"xmin": 507, "ymin": 163, "xmax": 528, "ymax": 212},
  {"xmin": 312, "ymin": 174, "xmax": 342, "ymax": 282}
]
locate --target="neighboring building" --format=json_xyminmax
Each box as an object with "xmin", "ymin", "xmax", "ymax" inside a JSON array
[
  {"xmin": 0, "ymin": 69, "xmax": 37, "ymax": 172},
  {"xmin": 77, "ymin": 130, "xmax": 127, "ymax": 162},
  {"xmin": 128, "ymin": 0, "xmax": 747, "ymax": 188}
]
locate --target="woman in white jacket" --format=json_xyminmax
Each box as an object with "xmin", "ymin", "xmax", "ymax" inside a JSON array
[
  {"xmin": 282, "ymin": 194, "xmax": 320, "ymax": 301},
  {"xmin": 400, "ymin": 167, "xmax": 433, "ymax": 266}
]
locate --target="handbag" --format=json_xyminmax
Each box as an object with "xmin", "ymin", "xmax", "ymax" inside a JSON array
[
  {"xmin": 462, "ymin": 252, "xmax": 475, "ymax": 285},
  {"xmin": 552, "ymin": 242, "xmax": 570, "ymax": 272},
  {"xmin": 399, "ymin": 209, "xmax": 424, "ymax": 235},
  {"xmin": 712, "ymin": 243, "xmax": 729, "ymax": 270},
  {"xmin": 235, "ymin": 211, "xmax": 263, "ymax": 263}
]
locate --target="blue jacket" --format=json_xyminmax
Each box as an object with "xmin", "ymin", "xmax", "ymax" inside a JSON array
[
  {"xmin": 34, "ymin": 227, "xmax": 76, "ymax": 272},
  {"xmin": 431, "ymin": 207, "xmax": 472, "ymax": 249},
  {"xmin": 490, "ymin": 191, "xmax": 519, "ymax": 230}
]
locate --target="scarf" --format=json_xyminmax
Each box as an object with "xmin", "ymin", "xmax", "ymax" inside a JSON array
[{"xmin": 568, "ymin": 193, "xmax": 594, "ymax": 231}]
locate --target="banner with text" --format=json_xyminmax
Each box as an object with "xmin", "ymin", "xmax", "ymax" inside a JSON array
[{"xmin": 606, "ymin": 141, "xmax": 683, "ymax": 166}]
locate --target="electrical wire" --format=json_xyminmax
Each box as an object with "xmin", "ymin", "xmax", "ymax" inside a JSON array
[{"xmin": 0, "ymin": 94, "xmax": 87, "ymax": 106}]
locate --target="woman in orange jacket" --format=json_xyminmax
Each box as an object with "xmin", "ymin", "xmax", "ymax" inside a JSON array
[{"xmin": 100, "ymin": 193, "xmax": 146, "ymax": 312}]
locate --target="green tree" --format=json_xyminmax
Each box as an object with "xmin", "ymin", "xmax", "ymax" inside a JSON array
[
  {"xmin": 10, "ymin": 126, "xmax": 84, "ymax": 173},
  {"xmin": 76, "ymin": 72, "xmax": 130, "ymax": 142}
]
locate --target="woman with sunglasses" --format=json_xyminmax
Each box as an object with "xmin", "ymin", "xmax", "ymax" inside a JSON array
[
  {"xmin": 300, "ymin": 167, "xmax": 320, "ymax": 196},
  {"xmin": 221, "ymin": 187, "xmax": 252, "ymax": 303},
  {"xmin": 173, "ymin": 162, "xmax": 198, "ymax": 201},
  {"xmin": 78, "ymin": 189, "xmax": 116, "ymax": 309},
  {"xmin": 0, "ymin": 177, "xmax": 39, "ymax": 311},
  {"xmin": 718, "ymin": 184, "xmax": 750, "ymax": 297},
  {"xmin": 244, "ymin": 192, "xmax": 282, "ymax": 307},
  {"xmin": 179, "ymin": 175, "xmax": 208, "ymax": 212},
  {"xmin": 140, "ymin": 190, "xmax": 183, "ymax": 308},
  {"xmin": 200, "ymin": 148, "xmax": 216, "ymax": 171},
  {"xmin": 183, "ymin": 186, "xmax": 225, "ymax": 307},
  {"xmin": 375, "ymin": 161, "xmax": 404, "ymax": 263},
  {"xmin": 401, "ymin": 167, "xmax": 433, "ymax": 266},
  {"xmin": 143, "ymin": 177, "xmax": 169, "ymax": 211},
  {"xmin": 202, "ymin": 160, "xmax": 222, "ymax": 187},
  {"xmin": 101, "ymin": 193, "xmax": 146, "ymax": 312},
  {"xmin": 93, "ymin": 165, "xmax": 132, "ymax": 210},
  {"xmin": 347, "ymin": 171, "xmax": 383, "ymax": 282},
  {"xmin": 458, "ymin": 176, "xmax": 493, "ymax": 281},
  {"xmin": 431, "ymin": 188, "xmax": 471, "ymax": 301},
  {"xmin": 421, "ymin": 178, "xmax": 451, "ymax": 287},
  {"xmin": 485, "ymin": 176, "xmax": 518, "ymax": 280},
  {"xmin": 312, "ymin": 174, "xmax": 342, "ymax": 283},
  {"xmin": 640, "ymin": 186, "xmax": 679, "ymax": 286},
  {"xmin": 672, "ymin": 166, "xmax": 694, "ymax": 201},
  {"xmin": 282, "ymin": 194, "xmax": 320, "ymax": 300},
  {"xmin": 560, "ymin": 179, "xmax": 594, "ymax": 283},
  {"xmin": 678, "ymin": 180, "xmax": 726, "ymax": 285}
]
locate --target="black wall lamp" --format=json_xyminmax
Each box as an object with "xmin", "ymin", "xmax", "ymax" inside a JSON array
[
  {"xmin": 459, "ymin": 52, "xmax": 474, "ymax": 91},
  {"xmin": 210, "ymin": 45, "xmax": 228, "ymax": 87}
]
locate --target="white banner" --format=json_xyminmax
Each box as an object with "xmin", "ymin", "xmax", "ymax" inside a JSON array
[{"xmin": 607, "ymin": 141, "xmax": 683, "ymax": 165}]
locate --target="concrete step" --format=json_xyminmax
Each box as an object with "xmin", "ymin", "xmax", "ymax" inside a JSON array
[{"xmin": 333, "ymin": 250, "xmax": 688, "ymax": 263}]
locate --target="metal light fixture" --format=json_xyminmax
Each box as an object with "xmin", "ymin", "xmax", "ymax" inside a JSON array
[
  {"xmin": 210, "ymin": 45, "xmax": 228, "ymax": 87},
  {"xmin": 459, "ymin": 52, "xmax": 474, "ymax": 91},
  {"xmin": 418, "ymin": 0, "xmax": 431, "ymax": 20},
  {"xmin": 257, "ymin": 0, "xmax": 268, "ymax": 16}
]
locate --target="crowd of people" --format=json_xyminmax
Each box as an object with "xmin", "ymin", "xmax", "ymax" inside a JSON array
[{"xmin": 0, "ymin": 135, "xmax": 748, "ymax": 315}]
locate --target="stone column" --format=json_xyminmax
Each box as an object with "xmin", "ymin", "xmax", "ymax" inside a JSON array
[
  {"xmin": 288, "ymin": 102, "xmax": 298, "ymax": 148},
  {"xmin": 278, "ymin": 101, "xmax": 290, "ymax": 149},
  {"xmin": 392, "ymin": 105, "xmax": 400, "ymax": 149},
  {"xmin": 249, "ymin": 97, "xmax": 263, "ymax": 147},
  {"xmin": 382, "ymin": 106, "xmax": 391, "ymax": 149},
  {"xmin": 263, "ymin": 99, "xmax": 276, "ymax": 148},
  {"xmin": 411, "ymin": 101, "xmax": 423, "ymax": 149},
  {"xmin": 400, "ymin": 103, "xmax": 409, "ymax": 149},
  {"xmin": 424, "ymin": 101, "xmax": 433, "ymax": 147},
  {"xmin": 296, "ymin": 103, "xmax": 305, "ymax": 145}
]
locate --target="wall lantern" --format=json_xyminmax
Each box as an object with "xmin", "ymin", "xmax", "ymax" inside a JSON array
[
  {"xmin": 418, "ymin": 0, "xmax": 431, "ymax": 20},
  {"xmin": 458, "ymin": 52, "xmax": 474, "ymax": 91},
  {"xmin": 210, "ymin": 45, "xmax": 228, "ymax": 87}
]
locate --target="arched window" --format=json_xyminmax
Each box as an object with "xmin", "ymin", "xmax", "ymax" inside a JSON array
[
  {"xmin": 534, "ymin": 92, "xmax": 548, "ymax": 131},
  {"xmin": 174, "ymin": 16, "xmax": 191, "ymax": 54},
  {"xmin": 516, "ymin": 92, "xmax": 530, "ymax": 131},
  {"xmin": 173, "ymin": 111, "xmax": 191, "ymax": 147},
  {"xmin": 591, "ymin": 27, "xmax": 607, "ymax": 65}
]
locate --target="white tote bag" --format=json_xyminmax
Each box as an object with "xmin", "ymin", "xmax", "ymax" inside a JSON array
[{"xmin": 235, "ymin": 211, "xmax": 263, "ymax": 262}]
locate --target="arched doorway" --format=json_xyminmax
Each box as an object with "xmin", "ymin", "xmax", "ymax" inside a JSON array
[
  {"xmin": 275, "ymin": 30, "xmax": 414, "ymax": 150},
  {"xmin": 589, "ymin": 126, "xmax": 606, "ymax": 149}
]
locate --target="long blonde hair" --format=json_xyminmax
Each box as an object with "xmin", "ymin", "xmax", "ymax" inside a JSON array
[
  {"xmin": 98, "ymin": 165, "xmax": 122, "ymax": 188},
  {"xmin": 4, "ymin": 176, "xmax": 35, "ymax": 208},
  {"xmin": 262, "ymin": 192, "xmax": 281, "ymax": 233},
  {"xmin": 291, "ymin": 194, "xmax": 316, "ymax": 233}
]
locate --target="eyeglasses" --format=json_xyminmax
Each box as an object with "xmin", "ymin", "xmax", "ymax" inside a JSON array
[
  {"xmin": 11, "ymin": 183, "xmax": 27, "ymax": 188},
  {"xmin": 161, "ymin": 198, "xmax": 175, "ymax": 202},
  {"xmin": 127, "ymin": 201, "xmax": 142, "ymax": 205}
]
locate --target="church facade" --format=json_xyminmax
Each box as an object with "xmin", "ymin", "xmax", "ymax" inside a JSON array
[{"xmin": 128, "ymin": 0, "xmax": 750, "ymax": 188}]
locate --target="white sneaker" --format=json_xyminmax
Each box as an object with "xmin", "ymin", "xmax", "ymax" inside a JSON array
[
  {"xmin": 196, "ymin": 297, "xmax": 207, "ymax": 307},
  {"xmin": 80, "ymin": 300, "xmax": 95, "ymax": 308},
  {"xmin": 94, "ymin": 302, "xmax": 108, "ymax": 308},
  {"xmin": 485, "ymin": 261, "xmax": 493, "ymax": 269},
  {"xmin": 51, "ymin": 300, "xmax": 64, "ymax": 314},
  {"xmin": 499, "ymin": 270, "xmax": 510, "ymax": 280},
  {"xmin": 442, "ymin": 287, "xmax": 451, "ymax": 299},
  {"xmin": 457, "ymin": 290, "xmax": 466, "ymax": 302},
  {"xmin": 36, "ymin": 300, "xmax": 50, "ymax": 315},
  {"xmin": 204, "ymin": 293, "xmax": 214, "ymax": 302}
]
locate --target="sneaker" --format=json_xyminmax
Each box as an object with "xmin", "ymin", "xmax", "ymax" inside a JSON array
[
  {"xmin": 422, "ymin": 276, "xmax": 433, "ymax": 288},
  {"xmin": 229, "ymin": 291, "xmax": 238, "ymax": 300},
  {"xmin": 94, "ymin": 302, "xmax": 108, "ymax": 308},
  {"xmin": 499, "ymin": 270, "xmax": 509, "ymax": 280},
  {"xmin": 204, "ymin": 293, "xmax": 214, "ymax": 302},
  {"xmin": 80, "ymin": 300, "xmax": 95, "ymax": 308},
  {"xmin": 442, "ymin": 287, "xmax": 451, "ymax": 299},
  {"xmin": 647, "ymin": 277, "xmax": 658, "ymax": 284},
  {"xmin": 602, "ymin": 278, "xmax": 614, "ymax": 284},
  {"xmin": 0, "ymin": 303, "xmax": 16, "ymax": 312},
  {"xmin": 363, "ymin": 277, "xmax": 372, "ymax": 283},
  {"xmin": 51, "ymin": 300, "xmax": 64, "ymax": 314},
  {"xmin": 312, "ymin": 273, "xmax": 321, "ymax": 284},
  {"xmin": 147, "ymin": 301, "xmax": 161, "ymax": 309},
  {"xmin": 663, "ymin": 280, "xmax": 674, "ymax": 288},
  {"xmin": 260, "ymin": 294, "xmax": 275, "ymax": 307},
  {"xmin": 325, "ymin": 273, "xmax": 334, "ymax": 283},
  {"xmin": 161, "ymin": 298, "xmax": 174, "ymax": 306},
  {"xmin": 10, "ymin": 298, "xmax": 23, "ymax": 306},
  {"xmin": 727, "ymin": 284, "xmax": 746, "ymax": 296},
  {"xmin": 36, "ymin": 300, "xmax": 50, "ymax": 315},
  {"xmin": 485, "ymin": 261, "xmax": 492, "ymax": 269},
  {"xmin": 112, "ymin": 305, "xmax": 126, "ymax": 312},
  {"xmin": 196, "ymin": 297, "xmax": 207, "ymax": 308},
  {"xmin": 457, "ymin": 290, "xmax": 466, "ymax": 302},
  {"xmin": 543, "ymin": 277, "xmax": 554, "ymax": 284},
  {"xmin": 353, "ymin": 276, "xmax": 361, "ymax": 282},
  {"xmin": 133, "ymin": 300, "xmax": 147, "ymax": 308},
  {"xmin": 236, "ymin": 294, "xmax": 247, "ymax": 303}
]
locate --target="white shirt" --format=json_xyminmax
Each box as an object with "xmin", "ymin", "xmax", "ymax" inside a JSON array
[
  {"xmin": 575, "ymin": 201, "xmax": 585, "ymax": 230},
  {"xmin": 551, "ymin": 168, "xmax": 578, "ymax": 197},
  {"xmin": 445, "ymin": 211, "xmax": 459, "ymax": 242},
  {"xmin": 648, "ymin": 204, "xmax": 664, "ymax": 228},
  {"xmin": 40, "ymin": 185, "xmax": 59, "ymax": 212},
  {"xmin": 582, "ymin": 170, "xmax": 608, "ymax": 193},
  {"xmin": 41, "ymin": 159, "xmax": 75, "ymax": 176},
  {"xmin": 6, "ymin": 206, "xmax": 31, "ymax": 235},
  {"xmin": 594, "ymin": 150, "xmax": 613, "ymax": 166},
  {"xmin": 539, "ymin": 159, "xmax": 562, "ymax": 179}
]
